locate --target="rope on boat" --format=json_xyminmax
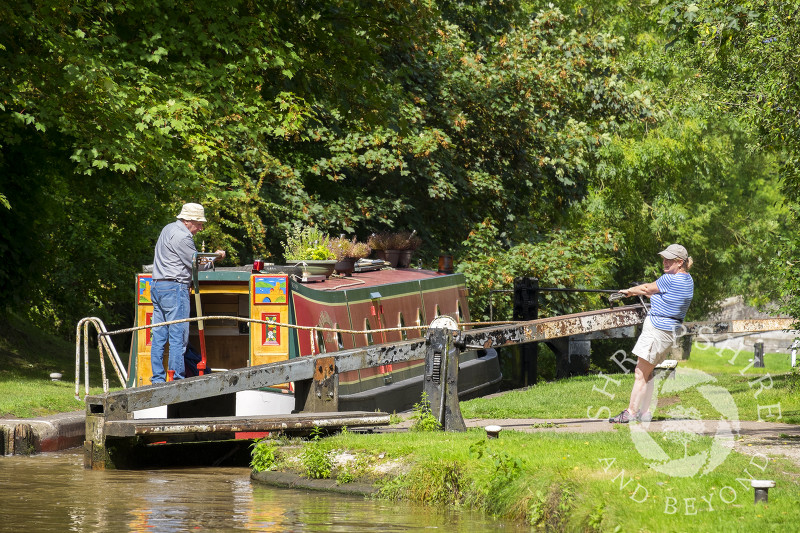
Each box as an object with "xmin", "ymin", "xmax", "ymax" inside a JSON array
[
  {"xmin": 95, "ymin": 316, "xmax": 523, "ymax": 338},
  {"xmin": 76, "ymin": 315, "xmax": 523, "ymax": 400}
]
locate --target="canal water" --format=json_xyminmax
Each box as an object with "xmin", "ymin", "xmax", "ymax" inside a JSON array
[{"xmin": 0, "ymin": 449, "xmax": 525, "ymax": 532}]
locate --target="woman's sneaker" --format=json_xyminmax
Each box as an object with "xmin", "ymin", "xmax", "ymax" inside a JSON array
[
  {"xmin": 636, "ymin": 411, "xmax": 652, "ymax": 422},
  {"xmin": 609, "ymin": 409, "xmax": 633, "ymax": 424}
]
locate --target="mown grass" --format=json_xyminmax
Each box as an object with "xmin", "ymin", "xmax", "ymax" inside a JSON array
[
  {"xmin": 0, "ymin": 313, "xmax": 108, "ymax": 417},
  {"xmin": 265, "ymin": 427, "xmax": 800, "ymax": 532},
  {"xmin": 462, "ymin": 343, "xmax": 800, "ymax": 424}
]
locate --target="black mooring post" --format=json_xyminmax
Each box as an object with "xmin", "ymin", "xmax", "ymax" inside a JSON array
[
  {"xmin": 754, "ymin": 342, "xmax": 765, "ymax": 368},
  {"xmin": 513, "ymin": 277, "xmax": 539, "ymax": 386}
]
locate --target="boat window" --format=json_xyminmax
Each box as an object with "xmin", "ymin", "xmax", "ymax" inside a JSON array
[
  {"xmin": 316, "ymin": 329, "xmax": 326, "ymax": 353},
  {"xmin": 336, "ymin": 323, "xmax": 344, "ymax": 350},
  {"xmin": 435, "ymin": 304, "xmax": 441, "ymax": 317},
  {"xmin": 364, "ymin": 319, "xmax": 374, "ymax": 345},
  {"xmin": 457, "ymin": 301, "xmax": 464, "ymax": 321},
  {"xmin": 399, "ymin": 313, "xmax": 407, "ymax": 340},
  {"xmin": 417, "ymin": 309, "xmax": 424, "ymax": 333}
]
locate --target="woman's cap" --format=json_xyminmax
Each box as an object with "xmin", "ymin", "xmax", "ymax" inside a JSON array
[
  {"xmin": 176, "ymin": 203, "xmax": 207, "ymax": 222},
  {"xmin": 659, "ymin": 244, "xmax": 688, "ymax": 261}
]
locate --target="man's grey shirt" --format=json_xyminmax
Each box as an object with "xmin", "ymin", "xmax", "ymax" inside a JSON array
[{"xmin": 152, "ymin": 220, "xmax": 204, "ymax": 284}]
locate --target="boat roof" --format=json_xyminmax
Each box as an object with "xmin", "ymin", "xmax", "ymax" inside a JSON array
[
  {"xmin": 300, "ymin": 268, "xmax": 448, "ymax": 292},
  {"xmin": 142, "ymin": 265, "xmax": 456, "ymax": 290}
]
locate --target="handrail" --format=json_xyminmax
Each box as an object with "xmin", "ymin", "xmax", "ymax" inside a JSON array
[{"xmin": 75, "ymin": 317, "xmax": 128, "ymax": 400}]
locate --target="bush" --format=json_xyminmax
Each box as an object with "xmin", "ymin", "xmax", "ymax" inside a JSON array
[
  {"xmin": 301, "ymin": 427, "xmax": 333, "ymax": 479},
  {"xmin": 283, "ymin": 225, "xmax": 336, "ymax": 260},
  {"xmin": 410, "ymin": 392, "xmax": 442, "ymax": 431},
  {"xmin": 250, "ymin": 438, "xmax": 279, "ymax": 473}
]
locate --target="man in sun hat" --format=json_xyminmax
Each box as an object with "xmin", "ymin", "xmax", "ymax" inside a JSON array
[
  {"xmin": 149, "ymin": 203, "xmax": 225, "ymax": 384},
  {"xmin": 609, "ymin": 244, "xmax": 694, "ymax": 423}
]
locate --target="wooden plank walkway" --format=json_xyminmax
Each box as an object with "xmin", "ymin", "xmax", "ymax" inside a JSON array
[{"xmin": 103, "ymin": 411, "xmax": 389, "ymax": 439}]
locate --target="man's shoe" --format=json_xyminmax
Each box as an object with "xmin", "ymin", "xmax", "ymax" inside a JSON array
[{"xmin": 609, "ymin": 409, "xmax": 633, "ymax": 424}]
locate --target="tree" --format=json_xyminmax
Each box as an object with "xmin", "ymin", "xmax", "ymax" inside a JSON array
[{"xmin": 655, "ymin": 0, "xmax": 800, "ymax": 319}]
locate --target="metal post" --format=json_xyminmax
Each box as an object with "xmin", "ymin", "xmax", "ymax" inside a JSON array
[
  {"xmin": 513, "ymin": 277, "xmax": 538, "ymax": 386},
  {"xmin": 754, "ymin": 342, "xmax": 765, "ymax": 368},
  {"xmin": 423, "ymin": 316, "xmax": 466, "ymax": 432},
  {"xmin": 300, "ymin": 356, "xmax": 339, "ymax": 413}
]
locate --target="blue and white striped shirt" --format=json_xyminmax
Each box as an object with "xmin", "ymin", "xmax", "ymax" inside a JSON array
[{"xmin": 649, "ymin": 272, "xmax": 694, "ymax": 330}]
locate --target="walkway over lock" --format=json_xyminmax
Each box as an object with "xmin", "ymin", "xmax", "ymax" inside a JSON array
[{"xmin": 83, "ymin": 303, "xmax": 795, "ymax": 468}]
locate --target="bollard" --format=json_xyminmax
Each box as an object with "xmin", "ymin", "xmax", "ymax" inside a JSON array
[
  {"xmin": 485, "ymin": 425, "xmax": 502, "ymax": 439},
  {"xmin": 753, "ymin": 342, "xmax": 765, "ymax": 368},
  {"xmin": 751, "ymin": 480, "xmax": 775, "ymax": 503}
]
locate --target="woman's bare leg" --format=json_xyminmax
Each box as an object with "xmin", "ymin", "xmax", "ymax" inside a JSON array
[{"xmin": 628, "ymin": 357, "xmax": 655, "ymax": 415}]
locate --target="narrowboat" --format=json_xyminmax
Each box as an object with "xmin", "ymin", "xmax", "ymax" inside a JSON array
[{"xmin": 129, "ymin": 261, "xmax": 502, "ymax": 417}]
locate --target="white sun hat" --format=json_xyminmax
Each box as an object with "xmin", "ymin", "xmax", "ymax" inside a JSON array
[{"xmin": 176, "ymin": 203, "xmax": 207, "ymax": 222}]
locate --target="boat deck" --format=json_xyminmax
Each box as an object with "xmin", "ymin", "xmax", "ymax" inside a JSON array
[{"xmin": 303, "ymin": 267, "xmax": 445, "ymax": 291}]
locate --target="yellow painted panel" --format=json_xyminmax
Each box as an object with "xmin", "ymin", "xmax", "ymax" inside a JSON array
[
  {"xmin": 251, "ymin": 353, "xmax": 290, "ymax": 366},
  {"xmin": 194, "ymin": 284, "xmax": 250, "ymax": 295},
  {"xmin": 250, "ymin": 274, "xmax": 290, "ymax": 365}
]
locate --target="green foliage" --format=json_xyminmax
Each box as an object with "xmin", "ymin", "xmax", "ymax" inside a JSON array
[
  {"xmin": 282, "ymin": 225, "xmax": 335, "ymax": 261},
  {"xmin": 379, "ymin": 460, "xmax": 464, "ymax": 505},
  {"xmin": 250, "ymin": 438, "xmax": 279, "ymax": 473},
  {"xmin": 410, "ymin": 392, "xmax": 442, "ymax": 432},
  {"xmin": 652, "ymin": 0, "xmax": 800, "ymax": 319},
  {"xmin": 458, "ymin": 220, "xmax": 619, "ymax": 320},
  {"xmin": 316, "ymin": 426, "xmax": 800, "ymax": 530},
  {"xmin": 469, "ymin": 438, "xmax": 523, "ymax": 503},
  {"xmin": 0, "ymin": 0, "xmax": 791, "ymax": 338},
  {"xmin": 301, "ymin": 426, "xmax": 333, "ymax": 479}
]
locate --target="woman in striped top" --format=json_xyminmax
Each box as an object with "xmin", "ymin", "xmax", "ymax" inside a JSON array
[{"xmin": 609, "ymin": 244, "xmax": 694, "ymax": 424}]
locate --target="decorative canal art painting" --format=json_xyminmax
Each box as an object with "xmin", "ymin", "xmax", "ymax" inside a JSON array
[
  {"xmin": 138, "ymin": 274, "xmax": 152, "ymax": 305},
  {"xmin": 250, "ymin": 274, "xmax": 290, "ymax": 366},
  {"xmin": 252, "ymin": 275, "xmax": 287, "ymax": 304}
]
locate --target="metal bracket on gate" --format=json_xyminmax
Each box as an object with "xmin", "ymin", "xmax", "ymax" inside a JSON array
[
  {"xmin": 423, "ymin": 316, "xmax": 466, "ymax": 432},
  {"xmin": 303, "ymin": 356, "xmax": 339, "ymax": 412}
]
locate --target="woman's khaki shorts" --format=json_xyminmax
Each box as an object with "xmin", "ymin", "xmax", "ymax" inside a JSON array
[{"xmin": 631, "ymin": 317, "xmax": 675, "ymax": 365}]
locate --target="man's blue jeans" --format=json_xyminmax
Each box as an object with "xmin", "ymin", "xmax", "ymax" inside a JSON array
[{"xmin": 150, "ymin": 280, "xmax": 190, "ymax": 383}]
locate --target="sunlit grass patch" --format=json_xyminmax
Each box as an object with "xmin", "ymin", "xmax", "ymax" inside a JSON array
[
  {"xmin": 462, "ymin": 343, "xmax": 800, "ymax": 423},
  {"xmin": 290, "ymin": 427, "xmax": 800, "ymax": 531}
]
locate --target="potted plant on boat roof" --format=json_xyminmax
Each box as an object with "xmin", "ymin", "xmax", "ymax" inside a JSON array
[
  {"xmin": 367, "ymin": 232, "xmax": 393, "ymax": 262},
  {"xmin": 328, "ymin": 236, "xmax": 371, "ymax": 276},
  {"xmin": 282, "ymin": 225, "xmax": 337, "ymax": 278},
  {"xmin": 387, "ymin": 230, "xmax": 422, "ymax": 268}
]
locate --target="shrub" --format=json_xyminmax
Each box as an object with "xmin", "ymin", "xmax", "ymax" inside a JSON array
[
  {"xmin": 301, "ymin": 426, "xmax": 333, "ymax": 479},
  {"xmin": 328, "ymin": 237, "xmax": 371, "ymax": 260},
  {"xmin": 250, "ymin": 438, "xmax": 279, "ymax": 473},
  {"xmin": 410, "ymin": 392, "xmax": 442, "ymax": 431},
  {"xmin": 283, "ymin": 225, "xmax": 336, "ymax": 260}
]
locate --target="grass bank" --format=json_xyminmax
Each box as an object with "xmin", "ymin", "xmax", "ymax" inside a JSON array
[
  {"xmin": 463, "ymin": 344, "xmax": 800, "ymax": 424},
  {"xmin": 253, "ymin": 427, "xmax": 800, "ymax": 531},
  {"xmin": 253, "ymin": 343, "xmax": 800, "ymax": 530},
  {"xmin": 0, "ymin": 313, "xmax": 107, "ymax": 417}
]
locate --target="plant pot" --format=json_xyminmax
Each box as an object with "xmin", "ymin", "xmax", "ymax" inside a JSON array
[
  {"xmin": 334, "ymin": 257, "xmax": 358, "ymax": 276},
  {"xmin": 296, "ymin": 260, "xmax": 336, "ymax": 278},
  {"xmin": 385, "ymin": 249, "xmax": 401, "ymax": 268},
  {"xmin": 397, "ymin": 250, "xmax": 414, "ymax": 268},
  {"xmin": 374, "ymin": 250, "xmax": 387, "ymax": 261}
]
